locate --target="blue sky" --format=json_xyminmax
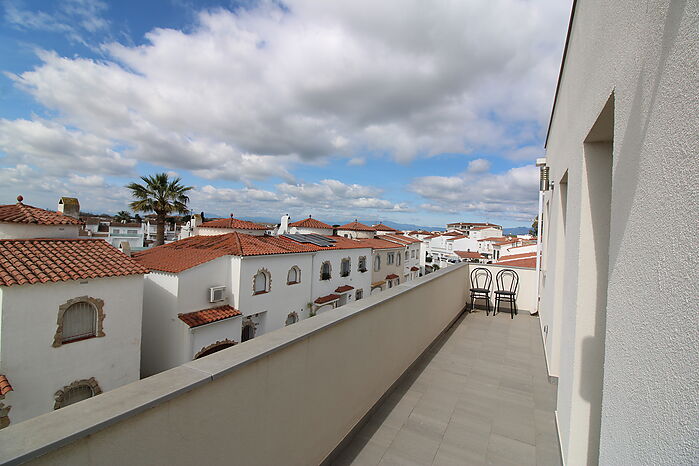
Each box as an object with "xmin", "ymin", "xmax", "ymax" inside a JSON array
[{"xmin": 0, "ymin": 0, "xmax": 570, "ymax": 227}]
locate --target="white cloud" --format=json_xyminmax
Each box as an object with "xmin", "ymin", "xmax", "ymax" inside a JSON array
[
  {"xmin": 409, "ymin": 165, "xmax": 539, "ymax": 221},
  {"xmin": 467, "ymin": 158, "xmax": 491, "ymax": 174},
  {"xmin": 189, "ymin": 179, "xmax": 409, "ymax": 219},
  {"xmin": 347, "ymin": 157, "xmax": 365, "ymax": 166},
  {"xmin": 4, "ymin": 0, "xmax": 568, "ymax": 180}
]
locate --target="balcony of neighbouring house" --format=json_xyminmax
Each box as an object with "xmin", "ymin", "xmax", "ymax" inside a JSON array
[{"xmin": 0, "ymin": 262, "xmax": 559, "ymax": 466}]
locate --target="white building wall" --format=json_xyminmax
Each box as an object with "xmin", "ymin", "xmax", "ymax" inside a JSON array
[
  {"xmin": 0, "ymin": 223, "xmax": 81, "ymax": 240},
  {"xmin": 237, "ymin": 253, "xmax": 314, "ymax": 335},
  {"xmin": 190, "ymin": 317, "xmax": 242, "ymax": 359},
  {"xmin": 336, "ymin": 229, "xmax": 374, "ymax": 239},
  {"xmin": 289, "ymin": 226, "xmax": 334, "ymax": 236},
  {"xmin": 140, "ymin": 271, "xmax": 186, "ymax": 377},
  {"xmin": 540, "ymin": 2, "xmax": 697, "ymax": 465},
  {"xmin": 310, "ymin": 248, "xmax": 372, "ymax": 309},
  {"xmin": 0, "ymin": 275, "xmax": 143, "ymax": 424}
]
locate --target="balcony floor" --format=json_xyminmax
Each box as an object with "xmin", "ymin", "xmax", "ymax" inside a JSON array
[{"xmin": 332, "ymin": 311, "xmax": 561, "ymax": 466}]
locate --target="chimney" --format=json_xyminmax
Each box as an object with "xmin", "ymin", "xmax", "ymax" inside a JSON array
[
  {"xmin": 119, "ymin": 241, "xmax": 132, "ymax": 257},
  {"xmin": 58, "ymin": 197, "xmax": 80, "ymax": 218},
  {"xmin": 332, "ymin": 224, "xmax": 339, "ymax": 236},
  {"xmin": 279, "ymin": 214, "xmax": 290, "ymax": 235},
  {"xmin": 191, "ymin": 214, "xmax": 202, "ymax": 228}
]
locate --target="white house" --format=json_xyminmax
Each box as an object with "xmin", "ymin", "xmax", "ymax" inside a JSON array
[
  {"xmin": 287, "ymin": 216, "xmax": 334, "ymax": 236},
  {"xmin": 143, "ymin": 216, "xmax": 181, "ymax": 244},
  {"xmin": 0, "ymin": 238, "xmax": 147, "ymax": 427},
  {"xmin": 336, "ymin": 220, "xmax": 376, "ymax": 239},
  {"xmin": 537, "ymin": 1, "xmax": 696, "ymax": 464},
  {"xmin": 108, "ymin": 221, "xmax": 145, "ymax": 248},
  {"xmin": 371, "ymin": 223, "xmax": 401, "ymax": 236},
  {"xmin": 381, "ymin": 234, "xmax": 423, "ymax": 280},
  {"xmin": 0, "ymin": 196, "xmax": 82, "ymax": 240},
  {"xmin": 134, "ymin": 232, "xmax": 371, "ymax": 376},
  {"xmin": 196, "ymin": 215, "xmax": 271, "ymax": 236}
]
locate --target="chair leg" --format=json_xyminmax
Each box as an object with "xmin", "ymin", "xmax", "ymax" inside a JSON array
[
  {"xmin": 494, "ymin": 295, "xmax": 498, "ymax": 316},
  {"xmin": 470, "ymin": 294, "xmax": 475, "ymax": 313},
  {"xmin": 513, "ymin": 298, "xmax": 518, "ymax": 316},
  {"xmin": 486, "ymin": 294, "xmax": 491, "ymax": 316},
  {"xmin": 510, "ymin": 298, "xmax": 514, "ymax": 319}
]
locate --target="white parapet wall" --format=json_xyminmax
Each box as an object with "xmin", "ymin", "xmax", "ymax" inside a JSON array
[{"xmin": 0, "ymin": 264, "xmax": 471, "ymax": 466}]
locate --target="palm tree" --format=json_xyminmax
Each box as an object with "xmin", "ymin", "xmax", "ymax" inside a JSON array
[
  {"xmin": 114, "ymin": 210, "xmax": 132, "ymax": 223},
  {"xmin": 127, "ymin": 173, "xmax": 193, "ymax": 246}
]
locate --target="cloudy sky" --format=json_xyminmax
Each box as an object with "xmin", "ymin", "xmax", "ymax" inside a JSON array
[{"xmin": 0, "ymin": 0, "xmax": 571, "ymax": 227}]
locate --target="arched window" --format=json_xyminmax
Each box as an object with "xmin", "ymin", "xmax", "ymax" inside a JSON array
[
  {"xmin": 194, "ymin": 339, "xmax": 237, "ymax": 359},
  {"xmin": 54, "ymin": 378, "xmax": 102, "ymax": 410},
  {"xmin": 287, "ymin": 266, "xmax": 301, "ymax": 285},
  {"xmin": 241, "ymin": 323, "xmax": 255, "ymax": 342},
  {"xmin": 340, "ymin": 258, "xmax": 351, "ymax": 277},
  {"xmin": 320, "ymin": 261, "xmax": 331, "ymax": 280},
  {"xmin": 253, "ymin": 269, "xmax": 270, "ymax": 294},
  {"xmin": 397, "ymin": 253, "xmax": 401, "ymax": 266},
  {"xmin": 374, "ymin": 256, "xmax": 381, "ymax": 271},
  {"xmin": 285, "ymin": 312, "xmax": 299, "ymax": 326},
  {"xmin": 358, "ymin": 256, "xmax": 367, "ymax": 272},
  {"xmin": 62, "ymin": 302, "xmax": 97, "ymax": 342},
  {"xmin": 53, "ymin": 297, "xmax": 105, "ymax": 347}
]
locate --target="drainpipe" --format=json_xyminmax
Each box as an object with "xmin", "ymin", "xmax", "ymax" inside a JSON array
[{"xmin": 534, "ymin": 158, "xmax": 548, "ymax": 314}]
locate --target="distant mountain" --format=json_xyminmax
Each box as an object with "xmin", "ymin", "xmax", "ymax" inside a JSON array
[{"xmin": 503, "ymin": 227, "xmax": 530, "ymax": 236}]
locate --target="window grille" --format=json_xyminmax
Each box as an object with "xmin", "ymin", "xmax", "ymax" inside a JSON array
[{"xmin": 62, "ymin": 302, "xmax": 97, "ymax": 342}]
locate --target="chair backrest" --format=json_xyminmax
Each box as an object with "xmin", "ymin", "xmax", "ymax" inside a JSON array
[
  {"xmin": 470, "ymin": 267, "xmax": 492, "ymax": 290},
  {"xmin": 496, "ymin": 268, "xmax": 519, "ymax": 294}
]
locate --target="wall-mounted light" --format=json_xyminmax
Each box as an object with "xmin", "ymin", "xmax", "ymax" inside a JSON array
[{"xmin": 536, "ymin": 158, "xmax": 552, "ymax": 191}]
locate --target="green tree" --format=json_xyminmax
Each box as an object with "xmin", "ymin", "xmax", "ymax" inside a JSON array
[
  {"xmin": 114, "ymin": 210, "xmax": 132, "ymax": 223},
  {"xmin": 127, "ymin": 173, "xmax": 193, "ymax": 246},
  {"xmin": 530, "ymin": 215, "xmax": 539, "ymax": 237}
]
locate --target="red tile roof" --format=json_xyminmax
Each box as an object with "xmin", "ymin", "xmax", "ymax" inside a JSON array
[
  {"xmin": 496, "ymin": 252, "xmax": 538, "ymax": 268},
  {"xmin": 109, "ymin": 222, "xmax": 142, "ymax": 228},
  {"xmin": 178, "ymin": 305, "xmax": 242, "ymax": 328},
  {"xmin": 200, "ymin": 217, "xmax": 268, "ymax": 230},
  {"xmin": 0, "ymin": 375, "xmax": 12, "ymax": 396},
  {"xmin": 372, "ymin": 223, "xmax": 399, "ymax": 232},
  {"xmin": 410, "ymin": 266, "xmax": 419, "ymax": 271},
  {"xmin": 382, "ymin": 234, "xmax": 422, "ymax": 245},
  {"xmin": 354, "ymin": 238, "xmax": 403, "ymax": 250},
  {"xmin": 408, "ymin": 230, "xmax": 431, "ymax": 235},
  {"xmin": 337, "ymin": 221, "xmax": 375, "ymax": 231},
  {"xmin": 499, "ymin": 251, "xmax": 538, "ymax": 261},
  {"xmin": 134, "ymin": 232, "xmax": 320, "ymax": 273},
  {"xmin": 445, "ymin": 235, "xmax": 468, "ymax": 241},
  {"xmin": 314, "ymin": 293, "xmax": 340, "ymax": 304},
  {"xmin": 289, "ymin": 216, "xmax": 332, "ymax": 229},
  {"xmin": 443, "ymin": 231, "xmax": 462, "ymax": 236},
  {"xmin": 0, "ymin": 201, "xmax": 82, "ymax": 225},
  {"xmin": 0, "ymin": 238, "xmax": 149, "ymax": 287},
  {"xmin": 386, "ymin": 274, "xmax": 399, "ymax": 280},
  {"xmin": 454, "ymin": 251, "xmax": 484, "ymax": 259},
  {"xmin": 335, "ymin": 285, "xmax": 354, "ymax": 293},
  {"xmin": 496, "ymin": 257, "xmax": 537, "ymax": 268},
  {"xmin": 478, "ymin": 236, "xmax": 514, "ymax": 243}
]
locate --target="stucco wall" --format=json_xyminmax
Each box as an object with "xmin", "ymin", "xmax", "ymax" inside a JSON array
[
  {"xmin": 0, "ymin": 223, "xmax": 81, "ymax": 239},
  {"xmin": 0, "ymin": 264, "xmax": 470, "ymax": 465},
  {"xmin": 310, "ymin": 248, "xmax": 372, "ymax": 309},
  {"xmin": 0, "ymin": 275, "xmax": 143, "ymax": 424},
  {"xmin": 469, "ymin": 264, "xmax": 537, "ymax": 314},
  {"xmin": 541, "ymin": 1, "xmax": 698, "ymax": 464}
]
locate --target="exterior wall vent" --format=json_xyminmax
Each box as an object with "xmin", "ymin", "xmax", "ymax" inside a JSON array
[{"xmin": 209, "ymin": 286, "xmax": 226, "ymax": 303}]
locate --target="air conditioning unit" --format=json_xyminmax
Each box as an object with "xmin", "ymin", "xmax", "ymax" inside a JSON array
[{"xmin": 209, "ymin": 286, "xmax": 226, "ymax": 303}]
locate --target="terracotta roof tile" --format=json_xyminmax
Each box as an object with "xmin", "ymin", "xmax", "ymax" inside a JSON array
[
  {"xmin": 382, "ymin": 234, "xmax": 422, "ymax": 245},
  {"xmin": 178, "ymin": 305, "xmax": 241, "ymax": 328},
  {"xmin": 386, "ymin": 274, "xmax": 399, "ymax": 280},
  {"xmin": 0, "ymin": 375, "xmax": 12, "ymax": 396},
  {"xmin": 0, "ymin": 201, "xmax": 82, "ymax": 226},
  {"xmin": 371, "ymin": 280, "xmax": 386, "ymax": 288},
  {"xmin": 495, "ymin": 257, "xmax": 537, "ymax": 268},
  {"xmin": 134, "ymin": 232, "xmax": 320, "ymax": 273},
  {"xmin": 337, "ymin": 221, "xmax": 375, "ymax": 231},
  {"xmin": 445, "ymin": 235, "xmax": 468, "ymax": 240},
  {"xmin": 498, "ymin": 251, "xmax": 538, "ymax": 261},
  {"xmin": 200, "ymin": 217, "xmax": 268, "ymax": 230},
  {"xmin": 314, "ymin": 293, "xmax": 340, "ymax": 304},
  {"xmin": 335, "ymin": 285, "xmax": 354, "ymax": 293},
  {"xmin": 371, "ymin": 223, "xmax": 400, "ymax": 232},
  {"xmin": 410, "ymin": 266, "xmax": 419, "ymax": 271},
  {"xmin": 0, "ymin": 238, "xmax": 148, "ymax": 287},
  {"xmin": 454, "ymin": 251, "xmax": 484, "ymax": 259},
  {"xmin": 353, "ymin": 238, "xmax": 403, "ymax": 250},
  {"xmin": 289, "ymin": 217, "xmax": 332, "ymax": 229}
]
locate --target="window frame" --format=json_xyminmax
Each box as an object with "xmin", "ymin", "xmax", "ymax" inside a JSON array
[
  {"xmin": 340, "ymin": 258, "xmax": 351, "ymax": 277},
  {"xmin": 54, "ymin": 378, "xmax": 102, "ymax": 410},
  {"xmin": 287, "ymin": 266, "xmax": 301, "ymax": 285},
  {"xmin": 358, "ymin": 256, "xmax": 367, "ymax": 272},
  {"xmin": 53, "ymin": 297, "xmax": 105, "ymax": 347},
  {"xmin": 320, "ymin": 261, "xmax": 332, "ymax": 280},
  {"xmin": 252, "ymin": 268, "xmax": 271, "ymax": 295},
  {"xmin": 374, "ymin": 255, "xmax": 381, "ymax": 271}
]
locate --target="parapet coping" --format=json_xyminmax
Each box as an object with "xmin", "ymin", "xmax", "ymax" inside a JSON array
[{"xmin": 0, "ymin": 263, "xmax": 468, "ymax": 466}]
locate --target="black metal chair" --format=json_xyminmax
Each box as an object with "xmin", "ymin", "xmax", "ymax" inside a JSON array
[
  {"xmin": 494, "ymin": 269, "xmax": 519, "ymax": 319},
  {"xmin": 469, "ymin": 267, "xmax": 493, "ymax": 315}
]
